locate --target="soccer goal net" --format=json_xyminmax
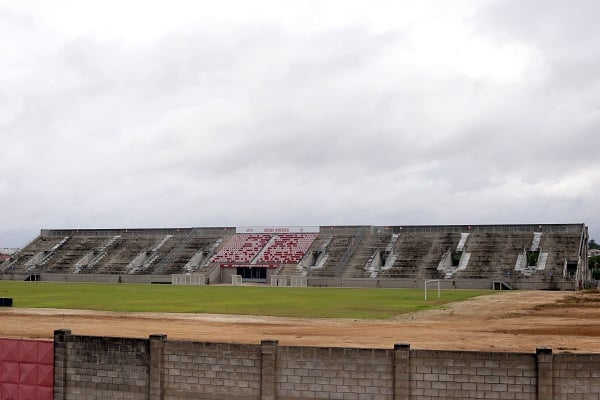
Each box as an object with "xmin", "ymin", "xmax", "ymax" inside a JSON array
[{"xmin": 424, "ymin": 279, "xmax": 440, "ymax": 301}]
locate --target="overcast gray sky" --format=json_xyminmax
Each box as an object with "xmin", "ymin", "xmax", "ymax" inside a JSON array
[{"xmin": 1, "ymin": 0, "xmax": 598, "ymax": 247}]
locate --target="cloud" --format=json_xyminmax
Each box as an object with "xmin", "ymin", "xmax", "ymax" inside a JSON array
[{"xmin": 0, "ymin": 0, "xmax": 599, "ymax": 246}]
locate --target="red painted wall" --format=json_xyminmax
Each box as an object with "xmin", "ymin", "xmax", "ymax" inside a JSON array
[{"xmin": 0, "ymin": 338, "xmax": 53, "ymax": 400}]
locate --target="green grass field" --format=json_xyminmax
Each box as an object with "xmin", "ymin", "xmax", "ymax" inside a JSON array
[{"xmin": 0, "ymin": 281, "xmax": 493, "ymax": 319}]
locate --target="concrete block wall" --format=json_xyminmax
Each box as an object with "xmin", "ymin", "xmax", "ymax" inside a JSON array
[
  {"xmin": 161, "ymin": 340, "xmax": 261, "ymax": 399},
  {"xmin": 409, "ymin": 349, "xmax": 537, "ymax": 399},
  {"xmin": 53, "ymin": 331, "xmax": 600, "ymax": 400},
  {"xmin": 54, "ymin": 329, "xmax": 149, "ymax": 400},
  {"xmin": 276, "ymin": 346, "xmax": 394, "ymax": 400},
  {"xmin": 553, "ymin": 353, "xmax": 600, "ymax": 399}
]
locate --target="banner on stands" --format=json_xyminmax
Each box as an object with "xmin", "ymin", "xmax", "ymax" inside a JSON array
[{"xmin": 236, "ymin": 226, "xmax": 320, "ymax": 234}]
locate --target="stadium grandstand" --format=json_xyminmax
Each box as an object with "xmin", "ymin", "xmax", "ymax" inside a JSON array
[{"xmin": 0, "ymin": 224, "xmax": 589, "ymax": 290}]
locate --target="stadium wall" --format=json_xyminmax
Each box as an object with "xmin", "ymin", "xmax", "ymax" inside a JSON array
[
  {"xmin": 52, "ymin": 330, "xmax": 600, "ymax": 400},
  {"xmin": 39, "ymin": 273, "xmax": 172, "ymax": 284},
  {"xmin": 307, "ymin": 277, "xmax": 577, "ymax": 290},
  {"xmin": 0, "ymin": 273, "xmax": 173, "ymax": 284}
]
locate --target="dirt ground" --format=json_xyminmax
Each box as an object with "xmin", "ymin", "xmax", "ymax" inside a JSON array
[{"xmin": 1, "ymin": 290, "xmax": 600, "ymax": 353}]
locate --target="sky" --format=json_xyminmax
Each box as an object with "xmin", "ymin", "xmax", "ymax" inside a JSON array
[{"xmin": 1, "ymin": 0, "xmax": 599, "ymax": 247}]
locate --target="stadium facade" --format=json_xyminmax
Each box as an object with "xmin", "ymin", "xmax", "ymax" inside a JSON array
[{"xmin": 0, "ymin": 223, "xmax": 589, "ymax": 290}]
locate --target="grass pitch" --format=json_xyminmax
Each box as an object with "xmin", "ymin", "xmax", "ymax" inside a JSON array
[{"xmin": 0, "ymin": 281, "xmax": 492, "ymax": 319}]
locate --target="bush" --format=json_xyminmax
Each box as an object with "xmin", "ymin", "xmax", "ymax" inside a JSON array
[
  {"xmin": 451, "ymin": 252, "xmax": 462, "ymax": 267},
  {"xmin": 527, "ymin": 251, "xmax": 539, "ymax": 266}
]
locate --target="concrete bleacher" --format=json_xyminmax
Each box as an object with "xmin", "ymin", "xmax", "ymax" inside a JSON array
[
  {"xmin": 381, "ymin": 232, "xmax": 462, "ymax": 279},
  {"xmin": 2, "ymin": 228, "xmax": 231, "ymax": 277},
  {"xmin": 94, "ymin": 232, "xmax": 228, "ymax": 275},
  {"xmin": 152, "ymin": 236, "xmax": 225, "ymax": 275},
  {"xmin": 341, "ymin": 234, "xmax": 392, "ymax": 278},
  {"xmin": 276, "ymin": 263, "xmax": 306, "ymax": 277},
  {"xmin": 92, "ymin": 235, "xmax": 158, "ymax": 274},
  {"xmin": 540, "ymin": 231, "xmax": 585, "ymax": 280},
  {"xmin": 126, "ymin": 235, "xmax": 176, "ymax": 274},
  {"xmin": 46, "ymin": 236, "xmax": 109, "ymax": 273},
  {"xmin": 0, "ymin": 224, "xmax": 589, "ymax": 289},
  {"xmin": 2, "ymin": 236, "xmax": 70, "ymax": 274},
  {"xmin": 306, "ymin": 234, "xmax": 358, "ymax": 277},
  {"xmin": 452, "ymin": 232, "xmax": 532, "ymax": 280},
  {"xmin": 74, "ymin": 235, "xmax": 122, "ymax": 273}
]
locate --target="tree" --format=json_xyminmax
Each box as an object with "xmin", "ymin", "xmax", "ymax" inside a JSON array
[
  {"xmin": 527, "ymin": 251, "xmax": 539, "ymax": 266},
  {"xmin": 589, "ymin": 239, "xmax": 600, "ymax": 249},
  {"xmin": 589, "ymin": 256, "xmax": 600, "ymax": 280}
]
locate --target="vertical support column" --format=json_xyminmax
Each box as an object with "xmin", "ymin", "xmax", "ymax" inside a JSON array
[
  {"xmin": 536, "ymin": 347, "xmax": 553, "ymax": 400},
  {"xmin": 149, "ymin": 334, "xmax": 167, "ymax": 400},
  {"xmin": 53, "ymin": 329, "xmax": 71, "ymax": 400},
  {"xmin": 261, "ymin": 339, "xmax": 279, "ymax": 400},
  {"xmin": 394, "ymin": 343, "xmax": 411, "ymax": 400}
]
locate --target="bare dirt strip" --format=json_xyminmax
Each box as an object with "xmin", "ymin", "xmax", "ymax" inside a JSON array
[{"xmin": 1, "ymin": 290, "xmax": 599, "ymax": 353}]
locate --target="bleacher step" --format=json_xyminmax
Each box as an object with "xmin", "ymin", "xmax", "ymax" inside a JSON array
[
  {"xmin": 25, "ymin": 237, "xmax": 70, "ymax": 271},
  {"xmin": 127, "ymin": 235, "xmax": 173, "ymax": 274},
  {"xmin": 74, "ymin": 235, "xmax": 121, "ymax": 273}
]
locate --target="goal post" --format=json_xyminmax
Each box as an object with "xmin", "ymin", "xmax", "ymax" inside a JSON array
[{"xmin": 424, "ymin": 279, "xmax": 440, "ymax": 301}]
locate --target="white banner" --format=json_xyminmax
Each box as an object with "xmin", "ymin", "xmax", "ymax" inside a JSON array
[{"xmin": 236, "ymin": 226, "xmax": 320, "ymax": 234}]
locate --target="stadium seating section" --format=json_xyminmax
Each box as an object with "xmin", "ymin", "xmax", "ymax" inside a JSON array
[
  {"xmin": 0, "ymin": 224, "xmax": 588, "ymax": 288},
  {"xmin": 256, "ymin": 234, "xmax": 318, "ymax": 264},
  {"xmin": 212, "ymin": 234, "xmax": 272, "ymax": 263}
]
